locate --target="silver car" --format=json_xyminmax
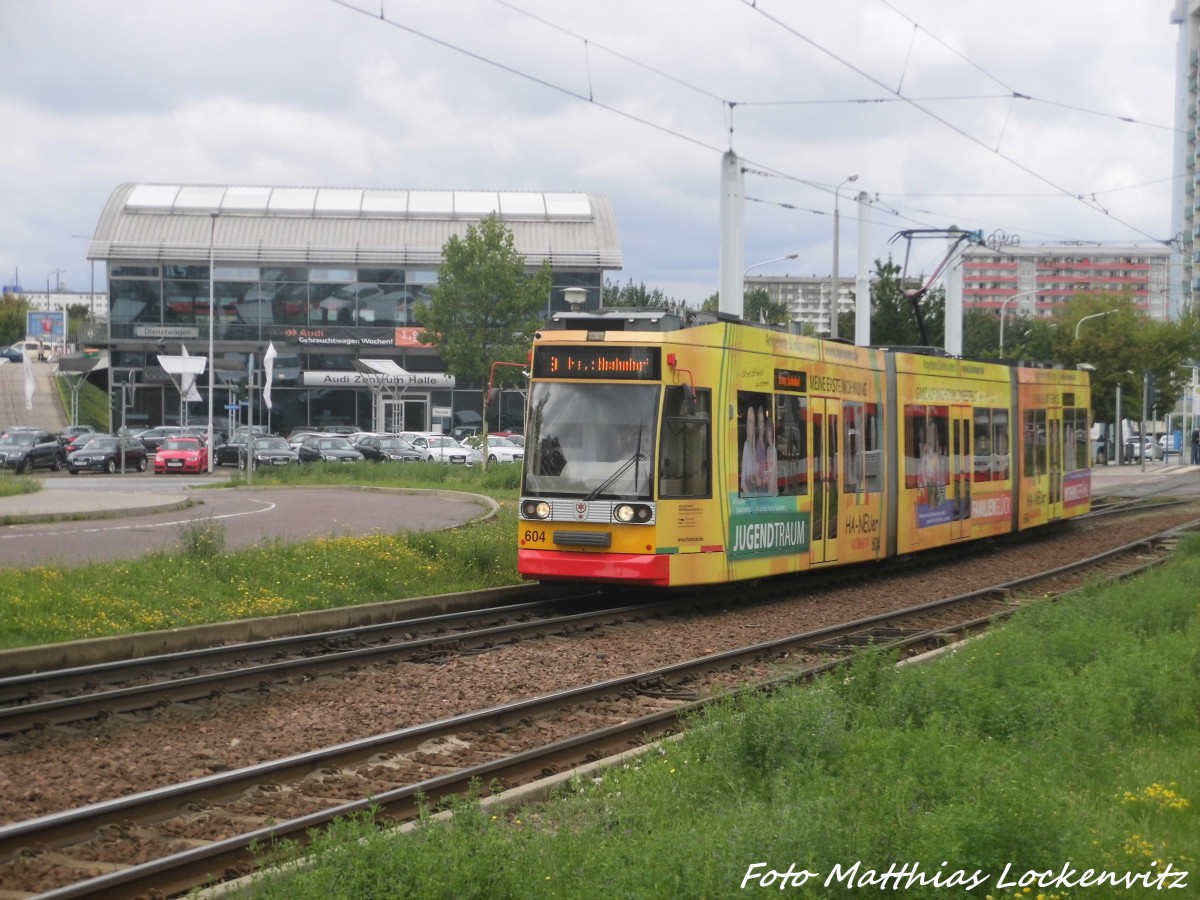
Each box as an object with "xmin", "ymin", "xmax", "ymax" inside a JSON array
[{"xmin": 401, "ymin": 432, "xmax": 473, "ymax": 464}]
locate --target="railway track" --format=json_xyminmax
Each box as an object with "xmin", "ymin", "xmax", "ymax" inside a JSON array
[
  {"xmin": 0, "ymin": 499, "xmax": 1172, "ymax": 738},
  {"xmin": 2, "ymin": 514, "xmax": 1196, "ymax": 898},
  {"xmin": 0, "ymin": 590, "xmax": 653, "ymax": 736}
]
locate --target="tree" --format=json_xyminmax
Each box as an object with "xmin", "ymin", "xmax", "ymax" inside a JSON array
[
  {"xmin": 0, "ymin": 292, "xmax": 29, "ymax": 347},
  {"xmin": 602, "ymin": 278, "xmax": 670, "ymax": 308},
  {"xmin": 1051, "ymin": 295, "xmax": 1196, "ymax": 424},
  {"xmin": 853, "ymin": 258, "xmax": 945, "ymax": 348},
  {"xmin": 744, "ymin": 287, "xmax": 790, "ymax": 325},
  {"xmin": 697, "ymin": 290, "xmax": 789, "ymax": 324},
  {"xmin": 419, "ymin": 215, "xmax": 551, "ymax": 385},
  {"xmin": 66, "ymin": 303, "xmax": 92, "ymax": 347},
  {"xmin": 961, "ymin": 308, "xmax": 1001, "ymax": 358}
]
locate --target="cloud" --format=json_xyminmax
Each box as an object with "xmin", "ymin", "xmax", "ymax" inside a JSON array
[{"xmin": 0, "ymin": 0, "xmax": 1179, "ymax": 304}]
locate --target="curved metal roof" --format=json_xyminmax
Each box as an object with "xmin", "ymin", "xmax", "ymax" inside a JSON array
[{"xmin": 87, "ymin": 183, "xmax": 622, "ymax": 270}]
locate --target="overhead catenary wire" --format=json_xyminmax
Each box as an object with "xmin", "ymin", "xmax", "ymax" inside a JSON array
[
  {"xmin": 327, "ymin": 0, "xmax": 1176, "ymax": 255},
  {"xmin": 734, "ymin": 0, "xmax": 1169, "ymax": 247}
]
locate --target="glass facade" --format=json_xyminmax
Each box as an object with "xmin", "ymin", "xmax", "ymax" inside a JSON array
[
  {"xmin": 111, "ymin": 265, "xmax": 601, "ymax": 339},
  {"xmin": 109, "ymin": 266, "xmax": 442, "ymax": 341},
  {"xmin": 105, "ymin": 263, "xmax": 602, "ymax": 436}
]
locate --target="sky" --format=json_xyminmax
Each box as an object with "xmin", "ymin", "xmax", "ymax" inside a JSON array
[{"xmin": 0, "ymin": 0, "xmax": 1182, "ymax": 305}]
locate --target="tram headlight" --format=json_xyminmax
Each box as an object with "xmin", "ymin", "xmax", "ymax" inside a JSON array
[
  {"xmin": 522, "ymin": 500, "xmax": 551, "ymax": 520},
  {"xmin": 614, "ymin": 503, "xmax": 653, "ymax": 524}
]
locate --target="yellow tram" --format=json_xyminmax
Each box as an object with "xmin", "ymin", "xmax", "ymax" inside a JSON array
[{"xmin": 518, "ymin": 310, "xmax": 1091, "ymax": 587}]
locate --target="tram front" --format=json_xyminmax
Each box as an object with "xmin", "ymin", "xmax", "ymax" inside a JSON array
[{"xmin": 517, "ymin": 341, "xmax": 667, "ymax": 583}]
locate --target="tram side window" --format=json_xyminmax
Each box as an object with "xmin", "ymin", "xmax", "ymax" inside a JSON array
[
  {"xmin": 738, "ymin": 391, "xmax": 779, "ymax": 497},
  {"xmin": 1023, "ymin": 409, "xmax": 1047, "ymax": 478},
  {"xmin": 774, "ymin": 394, "xmax": 808, "ymax": 497},
  {"xmin": 904, "ymin": 405, "xmax": 948, "ymax": 495},
  {"xmin": 843, "ymin": 402, "xmax": 882, "ymax": 494},
  {"xmin": 844, "ymin": 404, "xmax": 862, "ymax": 495},
  {"xmin": 972, "ymin": 408, "xmax": 1010, "ymax": 483},
  {"xmin": 1064, "ymin": 407, "xmax": 1089, "ymax": 471},
  {"xmin": 659, "ymin": 386, "xmax": 712, "ymax": 499}
]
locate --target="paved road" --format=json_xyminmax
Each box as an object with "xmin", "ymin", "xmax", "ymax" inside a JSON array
[
  {"xmin": 0, "ymin": 352, "xmax": 69, "ymax": 433},
  {"xmin": 0, "ymin": 475, "xmax": 494, "ymax": 569},
  {"xmin": 1, "ymin": 357, "xmax": 497, "ymax": 568}
]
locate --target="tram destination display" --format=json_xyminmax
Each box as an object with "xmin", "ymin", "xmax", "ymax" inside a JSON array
[{"xmin": 532, "ymin": 346, "xmax": 661, "ymax": 380}]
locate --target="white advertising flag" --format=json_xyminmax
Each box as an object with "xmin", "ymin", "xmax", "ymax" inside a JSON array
[
  {"xmin": 178, "ymin": 348, "xmax": 198, "ymax": 400},
  {"xmin": 23, "ymin": 348, "xmax": 35, "ymax": 410},
  {"xmin": 263, "ymin": 342, "xmax": 278, "ymax": 409}
]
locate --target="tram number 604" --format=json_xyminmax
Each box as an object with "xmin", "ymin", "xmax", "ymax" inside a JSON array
[{"xmin": 523, "ymin": 529, "xmax": 547, "ymax": 544}]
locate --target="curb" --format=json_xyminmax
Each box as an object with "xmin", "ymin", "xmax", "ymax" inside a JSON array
[{"xmin": 0, "ymin": 493, "xmax": 194, "ymax": 525}]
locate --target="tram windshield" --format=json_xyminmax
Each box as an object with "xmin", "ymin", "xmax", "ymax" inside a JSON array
[{"xmin": 523, "ymin": 382, "xmax": 659, "ymax": 499}]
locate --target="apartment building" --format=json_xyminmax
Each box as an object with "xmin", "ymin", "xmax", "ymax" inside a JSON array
[{"xmin": 960, "ymin": 244, "xmax": 1172, "ymax": 321}]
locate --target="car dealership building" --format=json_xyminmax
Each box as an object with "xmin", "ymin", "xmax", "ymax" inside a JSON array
[{"xmin": 84, "ymin": 183, "xmax": 621, "ymax": 435}]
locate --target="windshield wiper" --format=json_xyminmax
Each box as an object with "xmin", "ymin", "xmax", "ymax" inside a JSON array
[{"xmin": 584, "ymin": 452, "xmax": 648, "ymax": 501}]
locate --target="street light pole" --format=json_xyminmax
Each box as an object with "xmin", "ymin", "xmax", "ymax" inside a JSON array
[
  {"xmin": 999, "ymin": 289, "xmax": 1039, "ymax": 356},
  {"xmin": 1074, "ymin": 309, "xmax": 1117, "ymax": 341},
  {"xmin": 743, "ymin": 253, "xmax": 799, "ymax": 277},
  {"xmin": 742, "ymin": 254, "xmax": 799, "ymax": 324},
  {"xmin": 830, "ymin": 174, "xmax": 858, "ymax": 340},
  {"xmin": 207, "ymin": 212, "xmax": 217, "ymax": 474}
]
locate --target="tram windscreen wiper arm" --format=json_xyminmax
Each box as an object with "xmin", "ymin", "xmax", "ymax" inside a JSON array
[{"xmin": 584, "ymin": 452, "xmax": 648, "ymax": 501}]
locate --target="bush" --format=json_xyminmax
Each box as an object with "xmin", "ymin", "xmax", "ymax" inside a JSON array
[{"xmin": 176, "ymin": 516, "xmax": 227, "ymax": 559}]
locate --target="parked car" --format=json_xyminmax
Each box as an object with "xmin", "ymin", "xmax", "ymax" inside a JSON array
[
  {"xmin": 0, "ymin": 347, "xmax": 22, "ymax": 363},
  {"xmin": 285, "ymin": 431, "xmax": 322, "ymax": 453},
  {"xmin": 240, "ymin": 435, "xmax": 301, "ymax": 469},
  {"xmin": 450, "ymin": 425, "xmax": 481, "ymax": 442},
  {"xmin": 468, "ymin": 434, "xmax": 525, "ymax": 464},
  {"xmin": 296, "ymin": 434, "xmax": 365, "ymax": 463},
  {"xmin": 214, "ymin": 428, "xmax": 271, "ymax": 467},
  {"xmin": 7, "ymin": 340, "xmax": 41, "ymax": 359},
  {"xmin": 59, "ymin": 425, "xmax": 97, "ymax": 446},
  {"xmin": 1125, "ymin": 438, "xmax": 1164, "ymax": 462},
  {"xmin": 1158, "ymin": 434, "xmax": 1180, "ymax": 457},
  {"xmin": 136, "ymin": 426, "xmax": 197, "ymax": 455},
  {"xmin": 356, "ymin": 435, "xmax": 425, "ymax": 463},
  {"xmin": 0, "ymin": 429, "xmax": 65, "ymax": 473},
  {"xmin": 153, "ymin": 436, "xmax": 210, "ymax": 474},
  {"xmin": 286, "ymin": 426, "xmax": 318, "ymax": 442},
  {"xmin": 399, "ymin": 432, "xmax": 473, "ymax": 465},
  {"xmin": 67, "ymin": 435, "xmax": 149, "ymax": 474}
]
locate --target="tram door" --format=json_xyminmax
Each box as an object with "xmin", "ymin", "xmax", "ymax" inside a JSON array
[
  {"xmin": 1047, "ymin": 407, "xmax": 1064, "ymax": 519},
  {"xmin": 950, "ymin": 405, "xmax": 973, "ymax": 540},
  {"xmin": 811, "ymin": 397, "xmax": 840, "ymax": 565}
]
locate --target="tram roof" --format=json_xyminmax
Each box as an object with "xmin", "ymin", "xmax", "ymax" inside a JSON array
[{"xmin": 86, "ymin": 183, "xmax": 622, "ymax": 270}]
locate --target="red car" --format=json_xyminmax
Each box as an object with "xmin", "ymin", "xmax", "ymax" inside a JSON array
[{"xmin": 153, "ymin": 436, "xmax": 209, "ymax": 474}]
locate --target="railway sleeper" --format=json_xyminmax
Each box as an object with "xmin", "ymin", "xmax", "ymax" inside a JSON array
[
  {"xmin": 807, "ymin": 626, "xmax": 914, "ymax": 652},
  {"xmin": 631, "ymin": 678, "xmax": 699, "ymax": 701}
]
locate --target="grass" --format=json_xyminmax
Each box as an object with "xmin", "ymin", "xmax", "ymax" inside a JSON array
[
  {"xmin": 230, "ymin": 535, "xmax": 1200, "ymax": 900},
  {"xmin": 52, "ymin": 375, "xmax": 109, "ymax": 432},
  {"xmin": 0, "ymin": 471, "xmax": 41, "ymax": 498},
  {"xmin": 0, "ymin": 462, "xmax": 523, "ymax": 650}
]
